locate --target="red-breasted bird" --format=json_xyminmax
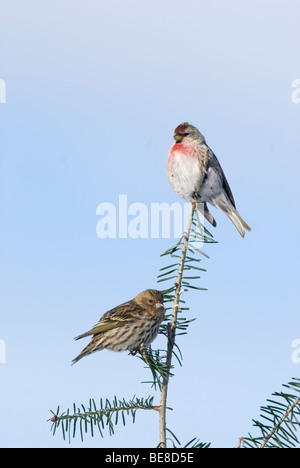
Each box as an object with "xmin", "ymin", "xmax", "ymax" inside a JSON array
[
  {"xmin": 72, "ymin": 289, "xmax": 165, "ymax": 365},
  {"xmin": 166, "ymin": 122, "xmax": 251, "ymax": 237}
]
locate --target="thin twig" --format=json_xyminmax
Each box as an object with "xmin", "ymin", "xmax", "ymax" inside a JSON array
[
  {"xmin": 259, "ymin": 396, "xmax": 300, "ymax": 448},
  {"xmin": 158, "ymin": 148, "xmax": 210, "ymax": 448},
  {"xmin": 50, "ymin": 403, "xmax": 157, "ymax": 424},
  {"xmin": 236, "ymin": 436, "xmax": 244, "ymax": 448}
]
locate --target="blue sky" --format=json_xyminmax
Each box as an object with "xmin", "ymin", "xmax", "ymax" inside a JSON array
[{"xmin": 1, "ymin": 0, "xmax": 300, "ymax": 448}]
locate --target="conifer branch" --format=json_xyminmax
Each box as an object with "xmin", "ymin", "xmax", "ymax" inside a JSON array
[
  {"xmin": 158, "ymin": 148, "xmax": 210, "ymax": 448},
  {"xmin": 243, "ymin": 378, "xmax": 300, "ymax": 448},
  {"xmin": 259, "ymin": 396, "xmax": 300, "ymax": 448},
  {"xmin": 49, "ymin": 396, "xmax": 156, "ymax": 442},
  {"xmin": 49, "ymin": 148, "xmax": 214, "ymax": 447}
]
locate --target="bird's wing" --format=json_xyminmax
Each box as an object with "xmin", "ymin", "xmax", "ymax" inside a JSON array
[
  {"xmin": 208, "ymin": 149, "xmax": 236, "ymax": 208},
  {"xmin": 74, "ymin": 300, "xmax": 144, "ymax": 341},
  {"xmin": 102, "ymin": 300, "xmax": 145, "ymax": 322},
  {"xmin": 74, "ymin": 321, "xmax": 119, "ymax": 340}
]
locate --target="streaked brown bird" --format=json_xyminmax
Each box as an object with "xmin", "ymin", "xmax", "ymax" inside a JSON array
[{"xmin": 72, "ymin": 289, "xmax": 165, "ymax": 365}]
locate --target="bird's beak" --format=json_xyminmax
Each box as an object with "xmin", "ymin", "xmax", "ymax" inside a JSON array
[
  {"xmin": 174, "ymin": 133, "xmax": 183, "ymax": 143},
  {"xmin": 155, "ymin": 302, "xmax": 164, "ymax": 309}
]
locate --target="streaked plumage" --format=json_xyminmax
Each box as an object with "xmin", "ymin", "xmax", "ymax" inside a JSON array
[
  {"xmin": 166, "ymin": 122, "xmax": 251, "ymax": 238},
  {"xmin": 72, "ymin": 289, "xmax": 165, "ymax": 365}
]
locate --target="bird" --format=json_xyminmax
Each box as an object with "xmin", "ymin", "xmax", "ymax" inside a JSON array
[
  {"xmin": 166, "ymin": 122, "xmax": 251, "ymax": 238},
  {"xmin": 72, "ymin": 289, "xmax": 166, "ymax": 365}
]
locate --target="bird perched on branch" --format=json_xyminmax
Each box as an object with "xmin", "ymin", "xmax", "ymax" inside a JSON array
[
  {"xmin": 166, "ymin": 122, "xmax": 251, "ymax": 238},
  {"xmin": 72, "ymin": 289, "xmax": 165, "ymax": 365}
]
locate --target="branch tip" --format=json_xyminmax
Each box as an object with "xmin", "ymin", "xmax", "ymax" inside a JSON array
[{"xmin": 237, "ymin": 436, "xmax": 244, "ymax": 448}]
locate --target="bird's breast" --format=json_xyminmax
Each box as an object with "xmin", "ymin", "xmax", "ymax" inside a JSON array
[{"xmin": 167, "ymin": 148, "xmax": 202, "ymax": 201}]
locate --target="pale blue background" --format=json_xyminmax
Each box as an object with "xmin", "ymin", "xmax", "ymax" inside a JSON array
[{"xmin": 1, "ymin": 0, "xmax": 300, "ymax": 448}]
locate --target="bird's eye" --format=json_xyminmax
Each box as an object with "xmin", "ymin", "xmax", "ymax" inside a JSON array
[
  {"xmin": 175, "ymin": 132, "xmax": 190, "ymax": 143},
  {"xmin": 148, "ymin": 299, "xmax": 153, "ymax": 303}
]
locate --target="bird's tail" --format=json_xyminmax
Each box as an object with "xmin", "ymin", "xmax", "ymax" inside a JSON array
[
  {"xmin": 71, "ymin": 341, "xmax": 103, "ymax": 365},
  {"xmin": 212, "ymin": 194, "xmax": 251, "ymax": 238},
  {"xmin": 226, "ymin": 207, "xmax": 251, "ymax": 238},
  {"xmin": 197, "ymin": 202, "xmax": 217, "ymax": 228}
]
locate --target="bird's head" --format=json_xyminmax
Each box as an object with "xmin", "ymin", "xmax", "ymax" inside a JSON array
[
  {"xmin": 136, "ymin": 289, "xmax": 165, "ymax": 314},
  {"xmin": 173, "ymin": 122, "xmax": 205, "ymax": 145}
]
